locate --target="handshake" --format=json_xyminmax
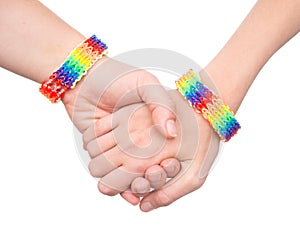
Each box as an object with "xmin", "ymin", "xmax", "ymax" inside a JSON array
[
  {"xmin": 2, "ymin": 0, "xmax": 299, "ymax": 214},
  {"xmin": 58, "ymin": 48, "xmax": 226, "ymax": 212}
]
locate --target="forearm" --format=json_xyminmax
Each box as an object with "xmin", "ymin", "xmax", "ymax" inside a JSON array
[
  {"xmin": 205, "ymin": 0, "xmax": 300, "ymax": 112},
  {"xmin": 0, "ymin": 0, "xmax": 85, "ymax": 83}
]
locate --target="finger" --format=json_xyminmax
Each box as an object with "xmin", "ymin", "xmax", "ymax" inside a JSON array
[
  {"xmin": 83, "ymin": 114, "xmax": 115, "ymax": 150},
  {"xmin": 88, "ymin": 153, "xmax": 120, "ymax": 178},
  {"xmin": 130, "ymin": 177, "xmax": 151, "ymax": 196},
  {"xmin": 120, "ymin": 190, "xmax": 141, "ymax": 205},
  {"xmin": 98, "ymin": 166, "xmax": 143, "ymax": 196},
  {"xmin": 98, "ymin": 181, "xmax": 119, "ymax": 197},
  {"xmin": 131, "ymin": 159, "xmax": 181, "ymax": 196},
  {"xmin": 145, "ymin": 165, "xmax": 167, "ymax": 190},
  {"xmin": 139, "ymin": 160, "xmax": 205, "ymax": 212},
  {"xmin": 160, "ymin": 158, "xmax": 181, "ymax": 178},
  {"xmin": 139, "ymin": 133, "xmax": 221, "ymax": 211},
  {"xmin": 137, "ymin": 73, "xmax": 177, "ymax": 138},
  {"xmin": 86, "ymin": 132, "xmax": 116, "ymax": 158},
  {"xmin": 89, "ymin": 144, "xmax": 135, "ymax": 178}
]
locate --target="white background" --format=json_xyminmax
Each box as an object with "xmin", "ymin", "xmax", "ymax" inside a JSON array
[{"xmin": 0, "ymin": 0, "xmax": 299, "ymax": 239}]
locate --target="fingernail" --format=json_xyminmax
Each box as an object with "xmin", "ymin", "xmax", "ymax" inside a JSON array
[
  {"xmin": 141, "ymin": 202, "xmax": 154, "ymax": 212},
  {"xmin": 164, "ymin": 164, "xmax": 176, "ymax": 176},
  {"xmin": 166, "ymin": 120, "xmax": 177, "ymax": 137}
]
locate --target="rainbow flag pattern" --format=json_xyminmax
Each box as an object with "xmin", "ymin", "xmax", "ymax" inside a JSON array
[
  {"xmin": 40, "ymin": 35, "xmax": 107, "ymax": 103},
  {"xmin": 176, "ymin": 70, "xmax": 240, "ymax": 141}
]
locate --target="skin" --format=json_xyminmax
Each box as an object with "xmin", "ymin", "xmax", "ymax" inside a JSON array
[
  {"xmin": 83, "ymin": 0, "xmax": 300, "ymax": 211},
  {"xmin": 0, "ymin": 0, "xmax": 178, "ymax": 137},
  {"xmin": 0, "ymin": 0, "xmax": 181, "ymax": 198},
  {"xmin": 83, "ymin": 87, "xmax": 219, "ymax": 187},
  {"xmin": 63, "ymin": 58, "xmax": 185, "ymax": 197},
  {"xmin": 84, "ymin": 89, "xmax": 221, "ymax": 202},
  {"xmin": 138, "ymin": 0, "xmax": 300, "ymax": 211},
  {"xmin": 1, "ymin": 0, "xmax": 299, "ymax": 211}
]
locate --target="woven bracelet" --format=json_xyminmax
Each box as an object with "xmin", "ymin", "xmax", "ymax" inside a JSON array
[
  {"xmin": 40, "ymin": 35, "xmax": 107, "ymax": 103},
  {"xmin": 176, "ymin": 70, "xmax": 240, "ymax": 141}
]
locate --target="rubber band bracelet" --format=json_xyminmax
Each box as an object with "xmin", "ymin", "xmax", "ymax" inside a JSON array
[
  {"xmin": 176, "ymin": 70, "xmax": 240, "ymax": 141},
  {"xmin": 40, "ymin": 35, "xmax": 108, "ymax": 103}
]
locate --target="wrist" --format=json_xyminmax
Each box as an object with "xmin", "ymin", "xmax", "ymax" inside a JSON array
[
  {"xmin": 176, "ymin": 70, "xmax": 240, "ymax": 141},
  {"xmin": 203, "ymin": 61, "xmax": 253, "ymax": 113},
  {"xmin": 61, "ymin": 55, "xmax": 110, "ymax": 107},
  {"xmin": 40, "ymin": 35, "xmax": 108, "ymax": 103},
  {"xmin": 34, "ymin": 33, "xmax": 86, "ymax": 84}
]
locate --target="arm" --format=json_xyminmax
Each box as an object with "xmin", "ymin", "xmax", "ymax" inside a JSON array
[
  {"xmin": 139, "ymin": 0, "xmax": 300, "ymax": 212},
  {"xmin": 0, "ymin": 0, "xmax": 177, "ymax": 138},
  {"xmin": 206, "ymin": 0, "xmax": 300, "ymax": 112},
  {"xmin": 0, "ymin": 0, "xmax": 84, "ymax": 82}
]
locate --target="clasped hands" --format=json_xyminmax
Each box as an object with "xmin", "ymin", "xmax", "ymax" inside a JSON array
[{"xmin": 62, "ymin": 56, "xmax": 221, "ymax": 212}]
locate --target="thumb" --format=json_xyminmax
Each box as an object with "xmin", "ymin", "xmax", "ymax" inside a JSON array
[
  {"xmin": 149, "ymin": 102, "xmax": 178, "ymax": 139},
  {"xmin": 137, "ymin": 74, "xmax": 178, "ymax": 138},
  {"xmin": 139, "ymin": 130, "xmax": 221, "ymax": 212}
]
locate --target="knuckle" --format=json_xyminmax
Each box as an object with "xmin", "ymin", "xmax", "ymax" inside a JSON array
[
  {"xmin": 82, "ymin": 133, "xmax": 88, "ymax": 147},
  {"xmin": 83, "ymin": 125, "xmax": 96, "ymax": 145},
  {"xmin": 134, "ymin": 163, "xmax": 147, "ymax": 174},
  {"xmin": 140, "ymin": 71, "xmax": 158, "ymax": 84},
  {"xmin": 186, "ymin": 173, "xmax": 205, "ymax": 190},
  {"xmin": 88, "ymin": 160, "xmax": 101, "ymax": 178},
  {"xmin": 131, "ymin": 177, "xmax": 150, "ymax": 194},
  {"xmin": 86, "ymin": 140, "xmax": 101, "ymax": 158},
  {"xmin": 85, "ymin": 141, "xmax": 93, "ymax": 155},
  {"xmin": 125, "ymin": 161, "xmax": 148, "ymax": 174},
  {"xmin": 94, "ymin": 120, "xmax": 102, "ymax": 130}
]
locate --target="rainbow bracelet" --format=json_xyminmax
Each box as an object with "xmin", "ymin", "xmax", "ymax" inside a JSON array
[
  {"xmin": 40, "ymin": 35, "xmax": 108, "ymax": 103},
  {"xmin": 176, "ymin": 70, "xmax": 240, "ymax": 141}
]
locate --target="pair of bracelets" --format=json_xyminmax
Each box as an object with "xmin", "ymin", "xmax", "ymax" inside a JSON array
[
  {"xmin": 40, "ymin": 35, "xmax": 107, "ymax": 103},
  {"xmin": 39, "ymin": 37, "xmax": 239, "ymax": 141},
  {"xmin": 176, "ymin": 70, "xmax": 240, "ymax": 141}
]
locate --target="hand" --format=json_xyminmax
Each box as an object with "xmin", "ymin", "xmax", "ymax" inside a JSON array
[
  {"xmin": 62, "ymin": 56, "xmax": 182, "ymax": 204},
  {"xmin": 62, "ymin": 56, "xmax": 178, "ymax": 138},
  {"xmin": 139, "ymin": 119, "xmax": 220, "ymax": 212},
  {"xmin": 82, "ymin": 92, "xmax": 184, "ymax": 200},
  {"xmin": 83, "ymin": 89, "xmax": 221, "ymax": 209}
]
